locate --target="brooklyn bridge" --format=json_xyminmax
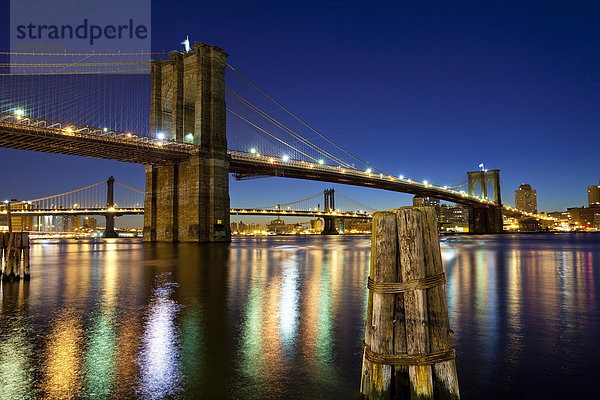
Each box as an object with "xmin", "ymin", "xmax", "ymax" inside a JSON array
[{"xmin": 0, "ymin": 44, "xmax": 547, "ymax": 241}]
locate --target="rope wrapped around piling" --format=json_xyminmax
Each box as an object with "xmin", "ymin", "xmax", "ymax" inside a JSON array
[
  {"xmin": 363, "ymin": 342, "xmax": 456, "ymax": 366},
  {"xmin": 367, "ymin": 272, "xmax": 446, "ymax": 294}
]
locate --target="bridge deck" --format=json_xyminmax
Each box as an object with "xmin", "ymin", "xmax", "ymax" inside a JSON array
[
  {"xmin": 228, "ymin": 151, "xmax": 490, "ymax": 206},
  {"xmin": 0, "ymin": 115, "xmax": 497, "ymax": 207},
  {"xmin": 4, "ymin": 208, "xmax": 371, "ymax": 218},
  {"xmin": 0, "ymin": 114, "xmax": 194, "ymax": 164}
]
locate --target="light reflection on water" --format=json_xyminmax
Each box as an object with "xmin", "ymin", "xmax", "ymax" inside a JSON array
[
  {"xmin": 137, "ymin": 275, "xmax": 182, "ymax": 399},
  {"xmin": 0, "ymin": 234, "xmax": 599, "ymax": 399}
]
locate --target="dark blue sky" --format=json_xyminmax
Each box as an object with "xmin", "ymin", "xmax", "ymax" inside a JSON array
[{"xmin": 1, "ymin": 1, "xmax": 599, "ymax": 222}]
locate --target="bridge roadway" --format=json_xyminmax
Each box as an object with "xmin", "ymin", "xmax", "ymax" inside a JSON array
[
  {"xmin": 3, "ymin": 205, "xmax": 551, "ymax": 222},
  {"xmin": 0, "ymin": 113, "xmax": 495, "ymax": 208},
  {"xmin": 2, "ymin": 208, "xmax": 373, "ymax": 219}
]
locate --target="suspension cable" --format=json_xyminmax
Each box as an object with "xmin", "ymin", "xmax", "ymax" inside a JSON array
[
  {"xmin": 226, "ymin": 87, "xmax": 354, "ymax": 169},
  {"xmin": 27, "ymin": 179, "xmax": 106, "ymax": 202},
  {"xmin": 226, "ymin": 63, "xmax": 385, "ymax": 174},
  {"xmin": 115, "ymin": 180, "xmax": 145, "ymax": 194},
  {"xmin": 226, "ymin": 107, "xmax": 320, "ymax": 163}
]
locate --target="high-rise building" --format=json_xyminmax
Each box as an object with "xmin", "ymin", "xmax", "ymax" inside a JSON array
[
  {"xmin": 588, "ymin": 180, "xmax": 600, "ymax": 207},
  {"xmin": 83, "ymin": 217, "xmax": 97, "ymax": 230},
  {"xmin": 515, "ymin": 184, "xmax": 537, "ymax": 213},
  {"xmin": 438, "ymin": 204, "xmax": 469, "ymax": 224},
  {"xmin": 54, "ymin": 216, "xmax": 70, "ymax": 232},
  {"xmin": 70, "ymin": 216, "xmax": 81, "ymax": 231}
]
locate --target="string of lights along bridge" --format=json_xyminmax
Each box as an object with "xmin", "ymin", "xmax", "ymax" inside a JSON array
[
  {"xmin": 0, "ymin": 46, "xmax": 553, "ymax": 241},
  {"xmin": 1, "ymin": 177, "xmax": 375, "ymax": 219}
]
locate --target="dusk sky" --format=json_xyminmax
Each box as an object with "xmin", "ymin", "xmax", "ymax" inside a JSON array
[{"xmin": 1, "ymin": 1, "xmax": 599, "ymax": 225}]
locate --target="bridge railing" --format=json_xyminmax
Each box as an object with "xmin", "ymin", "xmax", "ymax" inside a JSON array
[
  {"xmin": 0, "ymin": 112, "xmax": 195, "ymax": 152},
  {"xmin": 230, "ymin": 208, "xmax": 372, "ymax": 217}
]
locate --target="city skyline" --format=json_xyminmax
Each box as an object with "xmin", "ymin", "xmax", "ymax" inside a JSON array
[{"xmin": 1, "ymin": 2, "xmax": 600, "ymax": 215}]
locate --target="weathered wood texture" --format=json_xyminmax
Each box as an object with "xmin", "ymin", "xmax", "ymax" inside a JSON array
[
  {"xmin": 397, "ymin": 208, "xmax": 434, "ymax": 399},
  {"xmin": 362, "ymin": 211, "xmax": 398, "ymax": 399},
  {"xmin": 361, "ymin": 207, "xmax": 459, "ymax": 399},
  {"xmin": 0, "ymin": 232, "xmax": 6, "ymax": 277},
  {"xmin": 22, "ymin": 232, "xmax": 30, "ymax": 279},
  {"xmin": 1, "ymin": 232, "xmax": 30, "ymax": 281},
  {"xmin": 419, "ymin": 208, "xmax": 459, "ymax": 400}
]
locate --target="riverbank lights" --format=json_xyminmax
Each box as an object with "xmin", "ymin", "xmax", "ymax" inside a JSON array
[
  {"xmin": 185, "ymin": 132, "xmax": 194, "ymax": 142},
  {"xmin": 156, "ymin": 132, "xmax": 165, "ymax": 140},
  {"xmin": 250, "ymin": 148, "xmax": 256, "ymax": 154},
  {"xmin": 282, "ymin": 155, "xmax": 289, "ymax": 162}
]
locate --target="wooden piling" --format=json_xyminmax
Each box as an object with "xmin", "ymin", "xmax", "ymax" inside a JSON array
[
  {"xmin": 4, "ymin": 232, "xmax": 16, "ymax": 280},
  {"xmin": 22, "ymin": 232, "xmax": 30, "ymax": 279},
  {"xmin": 0, "ymin": 232, "xmax": 6, "ymax": 277},
  {"xmin": 362, "ymin": 211, "xmax": 398, "ymax": 399},
  {"xmin": 0, "ymin": 232, "xmax": 31, "ymax": 281},
  {"xmin": 420, "ymin": 208, "xmax": 459, "ymax": 400},
  {"xmin": 14, "ymin": 232, "xmax": 22, "ymax": 279},
  {"xmin": 361, "ymin": 207, "xmax": 459, "ymax": 399},
  {"xmin": 398, "ymin": 209, "xmax": 434, "ymax": 399}
]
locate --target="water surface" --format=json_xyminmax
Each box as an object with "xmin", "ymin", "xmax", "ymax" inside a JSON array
[{"xmin": 0, "ymin": 234, "xmax": 599, "ymax": 399}]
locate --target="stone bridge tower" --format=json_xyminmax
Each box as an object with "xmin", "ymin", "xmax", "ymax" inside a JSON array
[
  {"xmin": 467, "ymin": 169, "xmax": 503, "ymax": 233},
  {"xmin": 143, "ymin": 43, "xmax": 231, "ymax": 242}
]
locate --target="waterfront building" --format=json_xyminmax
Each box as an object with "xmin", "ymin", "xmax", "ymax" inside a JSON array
[
  {"xmin": 567, "ymin": 206, "xmax": 600, "ymax": 227},
  {"xmin": 53, "ymin": 216, "xmax": 70, "ymax": 232},
  {"xmin": 546, "ymin": 211, "xmax": 569, "ymax": 221},
  {"xmin": 266, "ymin": 217, "xmax": 290, "ymax": 234},
  {"xmin": 438, "ymin": 204, "xmax": 469, "ymax": 232},
  {"xmin": 343, "ymin": 218, "xmax": 371, "ymax": 233},
  {"xmin": 519, "ymin": 217, "xmax": 541, "ymax": 231},
  {"xmin": 515, "ymin": 184, "xmax": 537, "ymax": 213},
  {"xmin": 413, "ymin": 196, "xmax": 440, "ymax": 207},
  {"xmin": 0, "ymin": 200, "xmax": 35, "ymax": 231},
  {"xmin": 588, "ymin": 180, "xmax": 600, "ymax": 207},
  {"xmin": 439, "ymin": 204, "xmax": 469, "ymax": 224},
  {"xmin": 70, "ymin": 216, "xmax": 81, "ymax": 231},
  {"xmin": 310, "ymin": 218, "xmax": 324, "ymax": 232},
  {"xmin": 83, "ymin": 217, "xmax": 97, "ymax": 230}
]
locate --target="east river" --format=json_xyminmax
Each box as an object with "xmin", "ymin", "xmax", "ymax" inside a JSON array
[{"xmin": 0, "ymin": 234, "xmax": 599, "ymax": 399}]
